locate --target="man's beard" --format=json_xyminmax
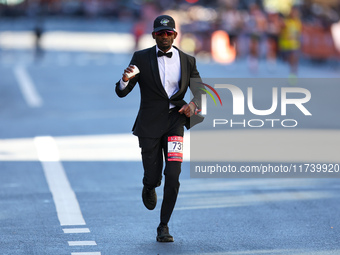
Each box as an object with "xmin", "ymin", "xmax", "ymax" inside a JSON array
[{"xmin": 158, "ymin": 45, "xmax": 171, "ymax": 52}]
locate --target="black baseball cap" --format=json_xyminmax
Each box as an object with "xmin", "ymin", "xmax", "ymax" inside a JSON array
[{"xmin": 153, "ymin": 15, "xmax": 176, "ymax": 33}]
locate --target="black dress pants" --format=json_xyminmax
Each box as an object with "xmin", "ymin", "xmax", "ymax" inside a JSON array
[{"xmin": 138, "ymin": 109, "xmax": 186, "ymax": 225}]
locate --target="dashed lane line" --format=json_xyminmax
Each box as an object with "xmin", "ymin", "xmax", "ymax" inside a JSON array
[
  {"xmin": 34, "ymin": 136, "xmax": 100, "ymax": 254},
  {"xmin": 68, "ymin": 241, "xmax": 97, "ymax": 246},
  {"xmin": 63, "ymin": 228, "xmax": 91, "ymax": 234}
]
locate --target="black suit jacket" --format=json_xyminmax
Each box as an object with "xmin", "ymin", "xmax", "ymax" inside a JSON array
[{"xmin": 115, "ymin": 45, "xmax": 204, "ymax": 138}]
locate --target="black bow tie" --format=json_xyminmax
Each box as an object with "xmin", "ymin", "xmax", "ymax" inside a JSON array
[{"xmin": 157, "ymin": 50, "xmax": 172, "ymax": 58}]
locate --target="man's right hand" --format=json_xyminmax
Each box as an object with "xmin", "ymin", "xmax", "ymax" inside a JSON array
[{"xmin": 122, "ymin": 65, "xmax": 137, "ymax": 82}]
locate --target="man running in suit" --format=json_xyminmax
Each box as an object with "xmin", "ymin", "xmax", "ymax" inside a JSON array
[{"xmin": 116, "ymin": 14, "xmax": 203, "ymax": 242}]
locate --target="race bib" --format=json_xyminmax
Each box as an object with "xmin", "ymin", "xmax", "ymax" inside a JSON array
[{"xmin": 167, "ymin": 136, "xmax": 183, "ymax": 162}]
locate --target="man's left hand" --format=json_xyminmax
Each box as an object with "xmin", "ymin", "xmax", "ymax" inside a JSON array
[{"xmin": 178, "ymin": 103, "xmax": 195, "ymax": 117}]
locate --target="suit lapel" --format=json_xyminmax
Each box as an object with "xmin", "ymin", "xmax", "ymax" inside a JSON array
[
  {"xmin": 170, "ymin": 47, "xmax": 188, "ymax": 99},
  {"xmin": 150, "ymin": 46, "xmax": 168, "ymax": 98}
]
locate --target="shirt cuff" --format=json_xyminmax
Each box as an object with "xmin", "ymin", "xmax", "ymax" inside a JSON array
[{"xmin": 119, "ymin": 79, "xmax": 129, "ymax": 90}]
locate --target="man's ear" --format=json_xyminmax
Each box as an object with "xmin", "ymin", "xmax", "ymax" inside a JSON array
[
  {"xmin": 152, "ymin": 32, "xmax": 156, "ymax": 39},
  {"xmin": 174, "ymin": 32, "xmax": 178, "ymax": 39}
]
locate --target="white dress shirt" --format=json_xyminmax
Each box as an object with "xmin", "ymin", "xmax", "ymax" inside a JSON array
[{"xmin": 120, "ymin": 46, "xmax": 181, "ymax": 109}]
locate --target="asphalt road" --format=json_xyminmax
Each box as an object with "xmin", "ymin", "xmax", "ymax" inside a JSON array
[{"xmin": 1, "ymin": 24, "xmax": 340, "ymax": 255}]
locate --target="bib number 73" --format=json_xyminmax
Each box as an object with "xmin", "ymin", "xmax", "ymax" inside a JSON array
[{"xmin": 168, "ymin": 136, "xmax": 183, "ymax": 162}]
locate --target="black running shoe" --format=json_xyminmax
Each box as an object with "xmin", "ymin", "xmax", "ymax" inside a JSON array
[
  {"xmin": 156, "ymin": 223, "xmax": 174, "ymax": 242},
  {"xmin": 142, "ymin": 186, "xmax": 157, "ymax": 210}
]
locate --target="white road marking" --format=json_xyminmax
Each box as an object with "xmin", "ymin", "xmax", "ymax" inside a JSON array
[
  {"xmin": 14, "ymin": 65, "xmax": 43, "ymax": 107},
  {"xmin": 63, "ymin": 228, "xmax": 91, "ymax": 234},
  {"xmin": 71, "ymin": 253, "xmax": 101, "ymax": 255},
  {"xmin": 0, "ymin": 31, "xmax": 135, "ymax": 53},
  {"xmin": 176, "ymin": 190, "xmax": 332, "ymax": 211},
  {"xmin": 68, "ymin": 241, "xmax": 97, "ymax": 246},
  {"xmin": 34, "ymin": 136, "xmax": 86, "ymax": 226},
  {"xmin": 1, "ymin": 130, "xmax": 339, "ymax": 163}
]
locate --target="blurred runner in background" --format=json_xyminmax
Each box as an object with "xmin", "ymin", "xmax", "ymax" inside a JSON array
[
  {"xmin": 34, "ymin": 21, "xmax": 44, "ymax": 60},
  {"xmin": 266, "ymin": 11, "xmax": 281, "ymax": 71},
  {"xmin": 246, "ymin": 3, "xmax": 267, "ymax": 73},
  {"xmin": 279, "ymin": 6, "xmax": 302, "ymax": 79}
]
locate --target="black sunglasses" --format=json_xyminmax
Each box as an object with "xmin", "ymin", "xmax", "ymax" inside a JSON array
[{"xmin": 154, "ymin": 30, "xmax": 175, "ymax": 37}]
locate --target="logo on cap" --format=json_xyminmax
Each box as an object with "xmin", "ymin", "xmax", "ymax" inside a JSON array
[{"xmin": 160, "ymin": 18, "xmax": 169, "ymax": 26}]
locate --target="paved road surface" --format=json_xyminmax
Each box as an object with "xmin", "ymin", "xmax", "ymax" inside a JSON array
[{"xmin": 1, "ymin": 22, "xmax": 340, "ymax": 255}]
